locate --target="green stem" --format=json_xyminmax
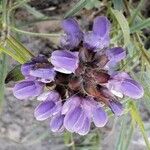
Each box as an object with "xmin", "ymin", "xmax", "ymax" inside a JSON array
[
  {"xmin": 0, "ymin": 54, "xmax": 7, "ymax": 110},
  {"xmin": 10, "ymin": 26, "xmax": 62, "ymax": 37}
]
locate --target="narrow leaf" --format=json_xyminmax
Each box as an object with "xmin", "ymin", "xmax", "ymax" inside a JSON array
[
  {"xmin": 111, "ymin": 9, "xmax": 130, "ymax": 46},
  {"xmin": 5, "ymin": 65, "xmax": 24, "ymax": 84},
  {"xmin": 130, "ymin": 18, "xmax": 150, "ymax": 33},
  {"xmin": 0, "ymin": 54, "xmax": 7, "ymax": 109},
  {"xmin": 64, "ymin": 0, "xmax": 88, "ymax": 18},
  {"xmin": 129, "ymin": 101, "xmax": 150, "ymax": 149},
  {"xmin": 112, "ymin": 0, "xmax": 124, "ymax": 11},
  {"xmin": 129, "ymin": 0, "xmax": 145, "ymax": 25}
]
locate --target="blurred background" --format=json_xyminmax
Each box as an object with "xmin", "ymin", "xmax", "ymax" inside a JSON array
[{"xmin": 0, "ymin": 0, "xmax": 150, "ymax": 150}]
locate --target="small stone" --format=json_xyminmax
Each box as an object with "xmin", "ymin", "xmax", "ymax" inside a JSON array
[{"xmin": 7, "ymin": 124, "xmax": 22, "ymax": 141}]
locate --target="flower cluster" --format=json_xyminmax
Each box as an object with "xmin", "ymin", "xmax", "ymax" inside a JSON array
[{"xmin": 13, "ymin": 16, "xmax": 144, "ymax": 135}]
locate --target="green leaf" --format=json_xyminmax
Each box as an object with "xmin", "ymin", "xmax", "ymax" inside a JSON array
[
  {"xmin": 0, "ymin": 46, "xmax": 25, "ymax": 64},
  {"xmin": 129, "ymin": 0, "xmax": 145, "ymax": 25},
  {"xmin": 64, "ymin": 0, "xmax": 88, "ymax": 18},
  {"xmin": 0, "ymin": 54, "xmax": 7, "ymax": 110},
  {"xmin": 129, "ymin": 101, "xmax": 150, "ymax": 149},
  {"xmin": 115, "ymin": 116, "xmax": 127, "ymax": 150},
  {"xmin": 122, "ymin": 122, "xmax": 134, "ymax": 150},
  {"xmin": 7, "ymin": 36, "xmax": 34, "ymax": 60},
  {"xmin": 111, "ymin": 9, "xmax": 130, "ymax": 46},
  {"xmin": 23, "ymin": 4, "xmax": 45, "ymax": 19},
  {"xmin": 112, "ymin": 0, "xmax": 124, "ymax": 11},
  {"xmin": 130, "ymin": 18, "xmax": 150, "ymax": 33},
  {"xmin": 85, "ymin": 0, "xmax": 100, "ymax": 10},
  {"xmin": 5, "ymin": 65, "xmax": 24, "ymax": 84},
  {"xmin": 63, "ymin": 132, "xmax": 75, "ymax": 150}
]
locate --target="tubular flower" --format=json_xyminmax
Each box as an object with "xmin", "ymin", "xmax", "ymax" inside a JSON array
[{"xmin": 13, "ymin": 16, "xmax": 144, "ymax": 135}]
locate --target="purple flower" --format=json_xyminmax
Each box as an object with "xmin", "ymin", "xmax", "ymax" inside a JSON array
[
  {"xmin": 108, "ymin": 100, "xmax": 123, "ymax": 116},
  {"xmin": 13, "ymin": 16, "xmax": 144, "ymax": 136},
  {"xmin": 108, "ymin": 72, "xmax": 144, "ymax": 99},
  {"xmin": 51, "ymin": 50, "xmax": 79, "ymax": 74},
  {"xmin": 62, "ymin": 96, "xmax": 108, "ymax": 135},
  {"xmin": 105, "ymin": 47, "xmax": 126, "ymax": 69},
  {"xmin": 61, "ymin": 18, "xmax": 83, "ymax": 49},
  {"xmin": 21, "ymin": 55, "xmax": 56, "ymax": 83},
  {"xmin": 83, "ymin": 16, "xmax": 110, "ymax": 51},
  {"xmin": 13, "ymin": 80, "xmax": 44, "ymax": 100},
  {"xmin": 34, "ymin": 91, "xmax": 62, "ymax": 121},
  {"xmin": 50, "ymin": 113, "xmax": 65, "ymax": 132}
]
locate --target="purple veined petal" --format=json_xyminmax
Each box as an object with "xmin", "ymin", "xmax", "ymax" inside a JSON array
[
  {"xmin": 83, "ymin": 32, "xmax": 110, "ymax": 51},
  {"xmin": 13, "ymin": 80, "xmax": 44, "ymax": 100},
  {"xmin": 93, "ymin": 16, "xmax": 111, "ymax": 37},
  {"xmin": 37, "ymin": 90, "xmax": 60, "ymax": 101},
  {"xmin": 83, "ymin": 16, "xmax": 110, "ymax": 51},
  {"xmin": 92, "ymin": 106, "xmax": 108, "ymax": 127},
  {"xmin": 51, "ymin": 50, "xmax": 79, "ymax": 74},
  {"xmin": 21, "ymin": 62, "xmax": 34, "ymax": 76},
  {"xmin": 62, "ymin": 18, "xmax": 81, "ymax": 34},
  {"xmin": 108, "ymin": 100, "xmax": 123, "ymax": 116},
  {"xmin": 112, "ymin": 72, "xmax": 132, "ymax": 80},
  {"xmin": 72, "ymin": 110, "xmax": 86, "ymax": 132},
  {"xmin": 34, "ymin": 100, "xmax": 56, "ymax": 121},
  {"xmin": 50, "ymin": 114, "xmax": 65, "ymax": 132},
  {"xmin": 82, "ymin": 97, "xmax": 98, "ymax": 118},
  {"xmin": 62, "ymin": 96, "xmax": 81, "ymax": 114},
  {"xmin": 61, "ymin": 18, "xmax": 83, "ymax": 49},
  {"xmin": 46, "ymin": 91, "xmax": 60, "ymax": 102},
  {"xmin": 61, "ymin": 34, "xmax": 83, "ymax": 50},
  {"xmin": 77, "ymin": 116, "xmax": 91, "ymax": 135},
  {"xmin": 64, "ymin": 106, "xmax": 82, "ymax": 132},
  {"xmin": 30, "ymin": 68, "xmax": 56, "ymax": 81},
  {"xmin": 120, "ymin": 79, "xmax": 144, "ymax": 99},
  {"xmin": 37, "ymin": 91, "xmax": 51, "ymax": 101},
  {"xmin": 106, "ymin": 47, "xmax": 126, "ymax": 63},
  {"xmin": 108, "ymin": 73, "xmax": 144, "ymax": 99},
  {"xmin": 52, "ymin": 101, "xmax": 63, "ymax": 115}
]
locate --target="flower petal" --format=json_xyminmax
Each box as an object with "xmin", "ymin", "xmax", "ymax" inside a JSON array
[
  {"xmin": 13, "ymin": 80, "xmax": 43, "ymax": 100},
  {"xmin": 30, "ymin": 68, "xmax": 56, "ymax": 81},
  {"xmin": 34, "ymin": 100, "xmax": 56, "ymax": 121},
  {"xmin": 83, "ymin": 16, "xmax": 110, "ymax": 50},
  {"xmin": 62, "ymin": 18, "xmax": 81, "ymax": 34},
  {"xmin": 62, "ymin": 96, "xmax": 81, "ymax": 114},
  {"xmin": 108, "ymin": 100, "xmax": 123, "ymax": 116},
  {"xmin": 51, "ymin": 50, "xmax": 79, "ymax": 74},
  {"xmin": 21, "ymin": 62, "xmax": 34, "ymax": 76},
  {"xmin": 106, "ymin": 47, "xmax": 126, "ymax": 63},
  {"xmin": 93, "ymin": 16, "xmax": 110, "ymax": 37},
  {"xmin": 83, "ymin": 32, "xmax": 110, "ymax": 50},
  {"xmin": 37, "ymin": 91, "xmax": 52, "ymax": 101},
  {"xmin": 77, "ymin": 116, "xmax": 91, "ymax": 135},
  {"xmin": 92, "ymin": 107, "xmax": 108, "ymax": 127},
  {"xmin": 50, "ymin": 114, "xmax": 65, "ymax": 132},
  {"xmin": 108, "ymin": 73, "xmax": 144, "ymax": 99},
  {"xmin": 72, "ymin": 110, "xmax": 86, "ymax": 132},
  {"xmin": 120, "ymin": 79, "xmax": 144, "ymax": 99},
  {"xmin": 64, "ymin": 106, "xmax": 82, "ymax": 132},
  {"xmin": 61, "ymin": 18, "xmax": 83, "ymax": 49}
]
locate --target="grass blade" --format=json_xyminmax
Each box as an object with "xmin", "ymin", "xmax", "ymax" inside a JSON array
[
  {"xmin": 64, "ymin": 0, "xmax": 88, "ymax": 18},
  {"xmin": 112, "ymin": 0, "xmax": 124, "ymax": 11},
  {"xmin": 5, "ymin": 65, "xmax": 24, "ymax": 84},
  {"xmin": 130, "ymin": 18, "xmax": 150, "ymax": 33},
  {"xmin": 111, "ymin": 9, "xmax": 130, "ymax": 46},
  {"xmin": 0, "ymin": 54, "xmax": 7, "ymax": 110},
  {"xmin": 129, "ymin": 101, "xmax": 150, "ymax": 149},
  {"xmin": 129, "ymin": 0, "xmax": 145, "ymax": 25}
]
